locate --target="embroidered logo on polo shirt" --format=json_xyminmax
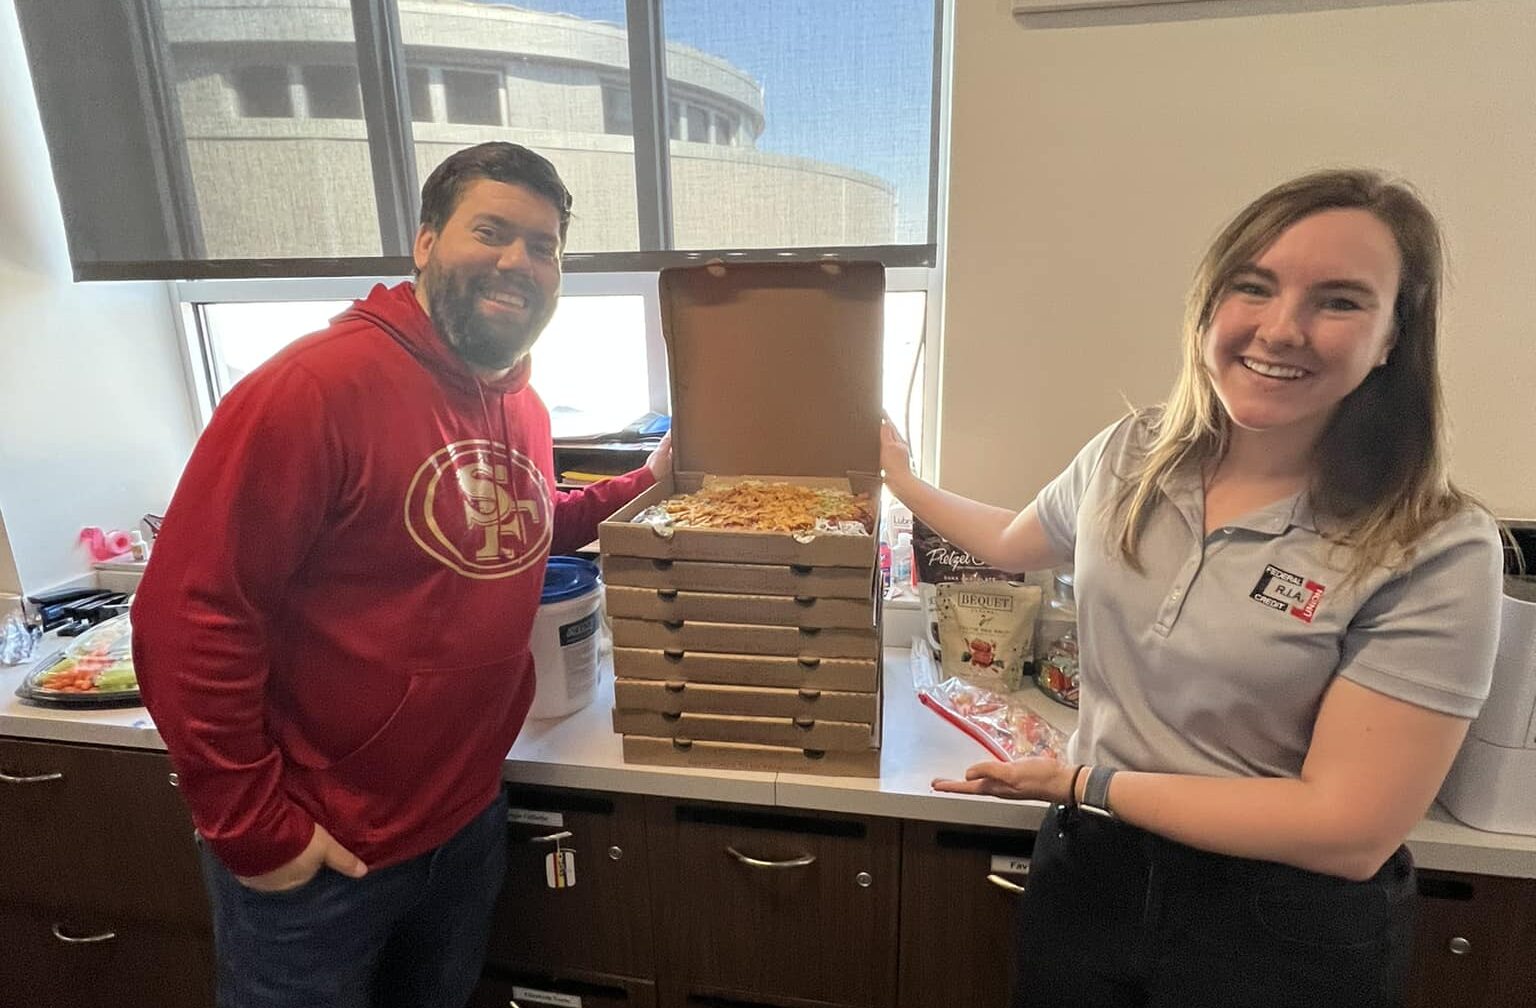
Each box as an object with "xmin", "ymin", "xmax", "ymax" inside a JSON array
[{"xmin": 1250, "ymin": 564, "xmax": 1326, "ymax": 623}]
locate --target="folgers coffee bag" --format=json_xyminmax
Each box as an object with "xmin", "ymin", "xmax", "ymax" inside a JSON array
[
  {"xmin": 913, "ymin": 518, "xmax": 1026, "ymax": 656},
  {"xmin": 935, "ymin": 581, "xmax": 1042, "ymax": 692}
]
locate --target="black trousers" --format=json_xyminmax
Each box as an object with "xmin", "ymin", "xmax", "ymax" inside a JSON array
[{"xmin": 1012, "ymin": 805, "xmax": 1417, "ymax": 1008}]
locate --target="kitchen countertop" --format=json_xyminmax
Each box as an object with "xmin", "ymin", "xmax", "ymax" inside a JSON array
[{"xmin": 4, "ymin": 645, "xmax": 1536, "ymax": 878}]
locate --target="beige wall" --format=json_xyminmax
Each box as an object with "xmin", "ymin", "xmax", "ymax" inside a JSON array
[{"xmin": 941, "ymin": 0, "xmax": 1536, "ymax": 519}]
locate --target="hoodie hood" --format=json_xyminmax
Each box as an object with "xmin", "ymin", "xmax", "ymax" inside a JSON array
[{"xmin": 339, "ymin": 281, "xmax": 532, "ymax": 399}]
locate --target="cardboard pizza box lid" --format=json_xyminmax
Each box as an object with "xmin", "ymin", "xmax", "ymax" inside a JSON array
[{"xmin": 659, "ymin": 260, "xmax": 884, "ymax": 480}]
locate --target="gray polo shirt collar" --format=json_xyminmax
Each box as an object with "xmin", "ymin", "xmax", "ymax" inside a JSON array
[{"xmin": 1158, "ymin": 462, "xmax": 1318, "ymax": 538}]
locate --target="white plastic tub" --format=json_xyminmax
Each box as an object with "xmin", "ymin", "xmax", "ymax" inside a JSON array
[{"xmin": 527, "ymin": 557, "xmax": 603, "ymax": 720}]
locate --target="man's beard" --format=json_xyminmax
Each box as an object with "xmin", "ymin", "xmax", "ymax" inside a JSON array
[{"xmin": 421, "ymin": 259, "xmax": 552, "ymax": 372}]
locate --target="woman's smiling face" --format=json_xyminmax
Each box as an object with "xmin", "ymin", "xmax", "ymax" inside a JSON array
[{"xmin": 1203, "ymin": 207, "xmax": 1402, "ymax": 451}]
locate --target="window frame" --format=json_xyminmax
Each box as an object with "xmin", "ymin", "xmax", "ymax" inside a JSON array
[{"xmin": 58, "ymin": 0, "xmax": 943, "ymax": 280}]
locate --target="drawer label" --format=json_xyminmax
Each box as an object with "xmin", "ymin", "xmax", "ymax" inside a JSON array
[
  {"xmin": 507, "ymin": 808, "xmax": 565, "ymax": 828},
  {"xmin": 990, "ymin": 855, "xmax": 1031, "ymax": 876},
  {"xmin": 511, "ymin": 987, "xmax": 582, "ymax": 1008}
]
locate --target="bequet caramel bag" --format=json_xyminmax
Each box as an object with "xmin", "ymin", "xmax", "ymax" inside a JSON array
[
  {"xmin": 914, "ymin": 518, "xmax": 1025, "ymax": 656},
  {"xmin": 935, "ymin": 581, "xmax": 1043, "ymax": 692}
]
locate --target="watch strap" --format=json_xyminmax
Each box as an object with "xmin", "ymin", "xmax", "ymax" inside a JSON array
[{"xmin": 1081, "ymin": 765, "xmax": 1117, "ymax": 818}]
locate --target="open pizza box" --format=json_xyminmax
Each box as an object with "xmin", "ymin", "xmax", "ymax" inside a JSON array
[
  {"xmin": 600, "ymin": 260, "xmax": 887, "ymax": 774},
  {"xmin": 598, "ymin": 259, "xmax": 885, "ymax": 580}
]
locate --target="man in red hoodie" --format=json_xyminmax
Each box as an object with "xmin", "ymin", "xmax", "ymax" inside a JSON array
[{"xmin": 132, "ymin": 142, "xmax": 663, "ymax": 1007}]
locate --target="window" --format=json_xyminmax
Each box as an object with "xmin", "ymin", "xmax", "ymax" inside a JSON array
[
  {"xmin": 442, "ymin": 69, "xmax": 501, "ymax": 126},
  {"xmin": 403, "ymin": 1, "xmax": 639, "ymax": 253},
  {"xmin": 713, "ymin": 112, "xmax": 736, "ymax": 146},
  {"xmin": 18, "ymin": 0, "xmax": 940, "ymax": 275},
  {"xmin": 685, "ymin": 103, "xmax": 708, "ymax": 143},
  {"xmin": 602, "ymin": 84, "xmax": 633, "ymax": 136},
  {"xmin": 664, "ymin": 0, "xmax": 937, "ymax": 250},
  {"xmin": 231, "ymin": 66, "xmax": 292, "ymax": 118},
  {"xmin": 179, "ymin": 272, "xmax": 934, "ymax": 475},
  {"xmin": 199, "ymin": 301, "xmax": 351, "ymax": 398},
  {"xmin": 407, "ymin": 66, "xmax": 433, "ymax": 123},
  {"xmin": 302, "ymin": 65, "xmax": 363, "ymax": 120}
]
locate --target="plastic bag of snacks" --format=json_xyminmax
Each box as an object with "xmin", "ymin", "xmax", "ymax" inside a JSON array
[
  {"xmin": 935, "ymin": 580, "xmax": 1042, "ymax": 692},
  {"xmin": 912, "ymin": 518, "xmax": 1025, "ymax": 656},
  {"xmin": 911, "ymin": 637, "xmax": 1068, "ymax": 761}
]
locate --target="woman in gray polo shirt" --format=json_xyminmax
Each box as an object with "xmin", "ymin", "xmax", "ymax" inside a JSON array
[{"xmin": 884, "ymin": 169, "xmax": 1504, "ymax": 1008}]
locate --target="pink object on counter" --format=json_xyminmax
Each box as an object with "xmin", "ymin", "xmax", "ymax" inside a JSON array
[{"xmin": 80, "ymin": 526, "xmax": 134, "ymax": 561}]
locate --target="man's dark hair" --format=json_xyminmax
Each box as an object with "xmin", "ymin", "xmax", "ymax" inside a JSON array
[{"xmin": 417, "ymin": 142, "xmax": 573, "ymax": 241}]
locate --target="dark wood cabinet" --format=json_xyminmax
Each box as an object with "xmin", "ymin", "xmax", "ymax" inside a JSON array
[
  {"xmin": 471, "ymin": 967, "xmax": 658, "ymax": 1008},
  {"xmin": 488, "ymin": 786, "xmax": 656, "ymax": 981},
  {"xmin": 894, "ymin": 819, "xmax": 1536, "ymax": 1008},
  {"xmin": 0, "ymin": 737, "xmax": 214, "ymax": 1007},
  {"xmin": 897, "ymin": 821, "xmax": 1033, "ymax": 1008},
  {"xmin": 9, "ymin": 733, "xmax": 1536, "ymax": 1008},
  {"xmin": 0, "ymin": 907, "xmax": 214, "ymax": 1008},
  {"xmin": 646, "ymin": 800, "xmax": 900, "ymax": 1008},
  {"xmin": 0, "ymin": 737, "xmax": 207, "ymax": 926},
  {"xmin": 1406, "ymin": 870, "xmax": 1536, "ymax": 1008}
]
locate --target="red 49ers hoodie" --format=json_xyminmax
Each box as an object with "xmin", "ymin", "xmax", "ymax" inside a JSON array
[{"xmin": 132, "ymin": 281, "xmax": 653, "ymax": 877}]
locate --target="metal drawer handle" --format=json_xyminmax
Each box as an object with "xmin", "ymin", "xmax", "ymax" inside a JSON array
[
  {"xmin": 528, "ymin": 831, "xmax": 573, "ymax": 845},
  {"xmin": 52, "ymin": 923, "xmax": 117, "ymax": 944},
  {"xmin": 1, "ymin": 769, "xmax": 64, "ymax": 784},
  {"xmin": 726, "ymin": 845, "xmax": 816, "ymax": 870},
  {"xmin": 1449, "ymin": 936, "xmax": 1471, "ymax": 955},
  {"xmin": 987, "ymin": 872, "xmax": 1028, "ymax": 895}
]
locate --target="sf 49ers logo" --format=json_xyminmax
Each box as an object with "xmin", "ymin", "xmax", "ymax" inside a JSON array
[
  {"xmin": 405, "ymin": 440, "xmax": 551, "ymax": 579},
  {"xmin": 1250, "ymin": 564, "xmax": 1326, "ymax": 623}
]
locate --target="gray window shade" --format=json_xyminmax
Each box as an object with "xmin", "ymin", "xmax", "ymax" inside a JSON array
[{"xmin": 15, "ymin": 0, "xmax": 939, "ymax": 280}]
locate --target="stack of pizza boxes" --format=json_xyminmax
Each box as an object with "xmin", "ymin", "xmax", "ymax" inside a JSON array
[{"xmin": 599, "ymin": 260, "xmax": 885, "ymax": 777}]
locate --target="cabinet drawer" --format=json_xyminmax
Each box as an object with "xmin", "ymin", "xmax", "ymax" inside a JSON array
[
  {"xmin": 648, "ymin": 800, "xmax": 899, "ymax": 1008},
  {"xmin": 0, "ymin": 737, "xmax": 207, "ymax": 925},
  {"xmin": 487, "ymin": 786, "xmax": 654, "ymax": 979},
  {"xmin": 898, "ymin": 821, "xmax": 1033, "ymax": 1008},
  {"xmin": 471, "ymin": 969, "xmax": 657, "ymax": 1008},
  {"xmin": 0, "ymin": 908, "xmax": 214, "ymax": 1008},
  {"xmin": 1405, "ymin": 870, "xmax": 1536, "ymax": 1008}
]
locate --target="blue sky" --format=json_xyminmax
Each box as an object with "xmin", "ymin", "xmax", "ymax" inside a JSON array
[{"xmin": 486, "ymin": 0, "xmax": 936, "ymax": 243}]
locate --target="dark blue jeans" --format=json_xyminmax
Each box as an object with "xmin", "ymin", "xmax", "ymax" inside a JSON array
[
  {"xmin": 1012, "ymin": 805, "xmax": 1417, "ymax": 1008},
  {"xmin": 197, "ymin": 791, "xmax": 508, "ymax": 1008}
]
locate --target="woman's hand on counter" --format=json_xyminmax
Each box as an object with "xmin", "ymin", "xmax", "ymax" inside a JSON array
[
  {"xmin": 933, "ymin": 757, "xmax": 1076, "ymax": 804},
  {"xmin": 237, "ymin": 822, "xmax": 368, "ymax": 893}
]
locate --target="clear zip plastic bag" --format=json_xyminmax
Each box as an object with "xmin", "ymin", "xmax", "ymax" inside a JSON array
[
  {"xmin": 1, "ymin": 596, "xmax": 41, "ymax": 666},
  {"xmin": 911, "ymin": 636, "xmax": 1068, "ymax": 762}
]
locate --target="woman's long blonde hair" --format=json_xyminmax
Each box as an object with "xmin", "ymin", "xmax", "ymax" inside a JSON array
[{"xmin": 1110, "ymin": 169, "xmax": 1471, "ymax": 584}]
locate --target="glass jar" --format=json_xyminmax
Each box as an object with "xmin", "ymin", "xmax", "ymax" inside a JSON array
[{"xmin": 1036, "ymin": 572, "xmax": 1079, "ymax": 707}]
